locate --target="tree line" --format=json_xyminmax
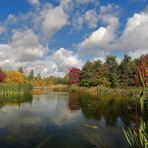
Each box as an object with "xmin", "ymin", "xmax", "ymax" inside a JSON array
[
  {"xmin": 0, "ymin": 67, "xmax": 67, "ymax": 86},
  {"xmin": 67, "ymin": 54, "xmax": 148, "ymax": 88},
  {"xmin": 0, "ymin": 54, "xmax": 147, "ymax": 88}
]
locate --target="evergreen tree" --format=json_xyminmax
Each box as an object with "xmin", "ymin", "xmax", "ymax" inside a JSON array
[
  {"xmin": 28, "ymin": 70, "xmax": 34, "ymax": 80},
  {"xmin": 79, "ymin": 61, "xmax": 94, "ymax": 87},
  {"xmin": 105, "ymin": 56, "xmax": 120, "ymax": 88},
  {"xmin": 119, "ymin": 54, "xmax": 137, "ymax": 87}
]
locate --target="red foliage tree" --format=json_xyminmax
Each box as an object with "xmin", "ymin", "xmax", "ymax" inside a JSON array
[
  {"xmin": 68, "ymin": 67, "xmax": 81, "ymax": 84},
  {"xmin": 0, "ymin": 70, "xmax": 5, "ymax": 82},
  {"xmin": 135, "ymin": 54, "xmax": 148, "ymax": 86}
]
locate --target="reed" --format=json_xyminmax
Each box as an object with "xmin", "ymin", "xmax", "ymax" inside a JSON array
[
  {"xmin": 0, "ymin": 83, "xmax": 32, "ymax": 98},
  {"xmin": 123, "ymin": 70, "xmax": 148, "ymax": 148}
]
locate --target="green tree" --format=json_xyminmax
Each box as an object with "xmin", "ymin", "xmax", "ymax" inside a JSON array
[
  {"xmin": 105, "ymin": 56, "xmax": 120, "ymax": 88},
  {"xmin": 119, "ymin": 54, "xmax": 137, "ymax": 87},
  {"xmin": 28, "ymin": 70, "xmax": 34, "ymax": 80},
  {"xmin": 79, "ymin": 60, "xmax": 102, "ymax": 87},
  {"xmin": 92, "ymin": 64, "xmax": 110, "ymax": 87},
  {"xmin": 79, "ymin": 61, "xmax": 93, "ymax": 87}
]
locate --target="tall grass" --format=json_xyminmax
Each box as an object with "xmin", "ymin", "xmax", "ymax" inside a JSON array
[
  {"xmin": 123, "ymin": 70, "xmax": 148, "ymax": 148},
  {"xmin": 0, "ymin": 83, "xmax": 32, "ymax": 98}
]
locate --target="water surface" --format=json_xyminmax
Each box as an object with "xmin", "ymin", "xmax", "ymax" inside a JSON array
[{"xmin": 0, "ymin": 92, "xmax": 135, "ymax": 148}]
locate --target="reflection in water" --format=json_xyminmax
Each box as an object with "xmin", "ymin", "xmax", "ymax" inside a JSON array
[
  {"xmin": 0, "ymin": 94, "xmax": 33, "ymax": 108},
  {"xmin": 68, "ymin": 92, "xmax": 80, "ymax": 112},
  {"xmin": 78, "ymin": 93, "xmax": 135, "ymax": 127},
  {"xmin": 0, "ymin": 92, "xmax": 136, "ymax": 148}
]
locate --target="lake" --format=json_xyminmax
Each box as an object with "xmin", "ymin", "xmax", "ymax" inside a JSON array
[{"xmin": 0, "ymin": 92, "xmax": 136, "ymax": 148}]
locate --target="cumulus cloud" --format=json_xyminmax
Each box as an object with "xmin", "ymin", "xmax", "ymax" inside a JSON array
[
  {"xmin": 0, "ymin": 44, "xmax": 14, "ymax": 69},
  {"xmin": 0, "ymin": 32, "xmax": 82, "ymax": 76},
  {"xmin": 118, "ymin": 11, "xmax": 148, "ymax": 50},
  {"xmin": 28, "ymin": 0, "xmax": 40, "ymax": 5},
  {"xmin": 33, "ymin": 3, "xmax": 68, "ymax": 39},
  {"xmin": 0, "ymin": 26, "xmax": 5, "ymax": 34},
  {"xmin": 11, "ymin": 29, "xmax": 47, "ymax": 62},
  {"xmin": 84, "ymin": 10, "xmax": 99, "ymax": 29},
  {"xmin": 19, "ymin": 48, "xmax": 83, "ymax": 77},
  {"xmin": 52, "ymin": 48, "xmax": 83, "ymax": 72},
  {"xmin": 79, "ymin": 26, "xmax": 115, "ymax": 49},
  {"xmin": 0, "ymin": 29, "xmax": 47, "ymax": 72},
  {"xmin": 76, "ymin": 0, "xmax": 95, "ymax": 4},
  {"xmin": 78, "ymin": 8, "xmax": 148, "ymax": 58},
  {"xmin": 71, "ymin": 9, "xmax": 98, "ymax": 30},
  {"xmin": 129, "ymin": 49, "xmax": 148, "ymax": 59},
  {"xmin": 78, "ymin": 4, "xmax": 120, "ymax": 57},
  {"xmin": 71, "ymin": 3, "xmax": 120, "ymax": 31},
  {"xmin": 2, "ymin": 1, "xmax": 68, "ymax": 40}
]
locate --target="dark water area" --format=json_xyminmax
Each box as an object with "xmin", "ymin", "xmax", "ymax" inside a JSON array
[{"xmin": 0, "ymin": 92, "xmax": 137, "ymax": 148}]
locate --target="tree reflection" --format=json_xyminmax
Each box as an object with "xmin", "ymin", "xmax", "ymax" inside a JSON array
[
  {"xmin": 70, "ymin": 92, "xmax": 136, "ymax": 127},
  {"xmin": 0, "ymin": 94, "xmax": 33, "ymax": 107},
  {"xmin": 68, "ymin": 92, "xmax": 80, "ymax": 112}
]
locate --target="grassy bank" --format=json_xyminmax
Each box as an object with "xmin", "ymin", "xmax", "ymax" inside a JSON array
[
  {"xmin": 32, "ymin": 84, "xmax": 141, "ymax": 97},
  {"xmin": 0, "ymin": 82, "xmax": 141, "ymax": 98},
  {"xmin": 69, "ymin": 85, "xmax": 142, "ymax": 98}
]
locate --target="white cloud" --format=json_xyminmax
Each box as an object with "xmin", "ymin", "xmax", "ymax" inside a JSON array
[
  {"xmin": 79, "ymin": 26, "xmax": 115, "ymax": 49},
  {"xmin": 84, "ymin": 10, "xmax": 98, "ymax": 29},
  {"xmin": 0, "ymin": 44, "xmax": 14, "ymax": 69},
  {"xmin": 0, "ymin": 26, "xmax": 5, "ymax": 34},
  {"xmin": 79, "ymin": 4, "xmax": 120, "ymax": 49},
  {"xmin": 28, "ymin": 0, "xmax": 40, "ymax": 5},
  {"xmin": 78, "ymin": 12, "xmax": 119, "ymax": 50},
  {"xmin": 0, "ymin": 37, "xmax": 82, "ymax": 76},
  {"xmin": 0, "ymin": 29, "xmax": 48, "ymax": 72},
  {"xmin": 20, "ymin": 48, "xmax": 83, "ymax": 77},
  {"xmin": 71, "ymin": 4, "xmax": 120, "ymax": 31},
  {"xmin": 118, "ymin": 11, "xmax": 148, "ymax": 50},
  {"xmin": 34, "ymin": 3, "xmax": 68, "ymax": 39},
  {"xmin": 11, "ymin": 29, "xmax": 47, "ymax": 62},
  {"xmin": 76, "ymin": 0, "xmax": 95, "ymax": 4},
  {"xmin": 2, "ymin": 2, "xmax": 68, "ymax": 40},
  {"xmin": 78, "ymin": 9, "xmax": 148, "ymax": 58},
  {"xmin": 128, "ymin": 49, "xmax": 148, "ymax": 59},
  {"xmin": 52, "ymin": 48, "xmax": 83, "ymax": 72}
]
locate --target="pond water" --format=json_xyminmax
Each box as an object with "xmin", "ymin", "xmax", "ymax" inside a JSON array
[{"xmin": 0, "ymin": 92, "xmax": 136, "ymax": 148}]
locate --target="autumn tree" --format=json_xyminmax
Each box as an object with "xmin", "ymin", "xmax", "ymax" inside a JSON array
[
  {"xmin": 135, "ymin": 54, "xmax": 148, "ymax": 86},
  {"xmin": 4, "ymin": 71, "xmax": 26, "ymax": 83},
  {"xmin": 0, "ymin": 69, "xmax": 5, "ymax": 82},
  {"xmin": 92, "ymin": 64, "xmax": 110, "ymax": 87},
  {"xmin": 68, "ymin": 67, "xmax": 81, "ymax": 84}
]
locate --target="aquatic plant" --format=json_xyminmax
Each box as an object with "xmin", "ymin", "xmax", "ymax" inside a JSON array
[
  {"xmin": 123, "ymin": 70, "xmax": 148, "ymax": 148},
  {"xmin": 0, "ymin": 83, "xmax": 32, "ymax": 98}
]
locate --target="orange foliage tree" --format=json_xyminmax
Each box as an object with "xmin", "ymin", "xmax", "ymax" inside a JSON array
[{"xmin": 4, "ymin": 71, "xmax": 27, "ymax": 84}]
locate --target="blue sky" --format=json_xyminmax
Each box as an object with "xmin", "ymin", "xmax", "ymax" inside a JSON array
[{"xmin": 0, "ymin": 0, "xmax": 148, "ymax": 76}]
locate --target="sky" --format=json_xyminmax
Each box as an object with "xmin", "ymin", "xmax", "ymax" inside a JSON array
[{"xmin": 0, "ymin": 0, "xmax": 148, "ymax": 76}]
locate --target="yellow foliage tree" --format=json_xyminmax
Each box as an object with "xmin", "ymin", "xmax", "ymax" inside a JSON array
[{"xmin": 4, "ymin": 71, "xmax": 27, "ymax": 84}]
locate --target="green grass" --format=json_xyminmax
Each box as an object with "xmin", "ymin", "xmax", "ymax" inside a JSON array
[{"xmin": 0, "ymin": 83, "xmax": 32, "ymax": 98}]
